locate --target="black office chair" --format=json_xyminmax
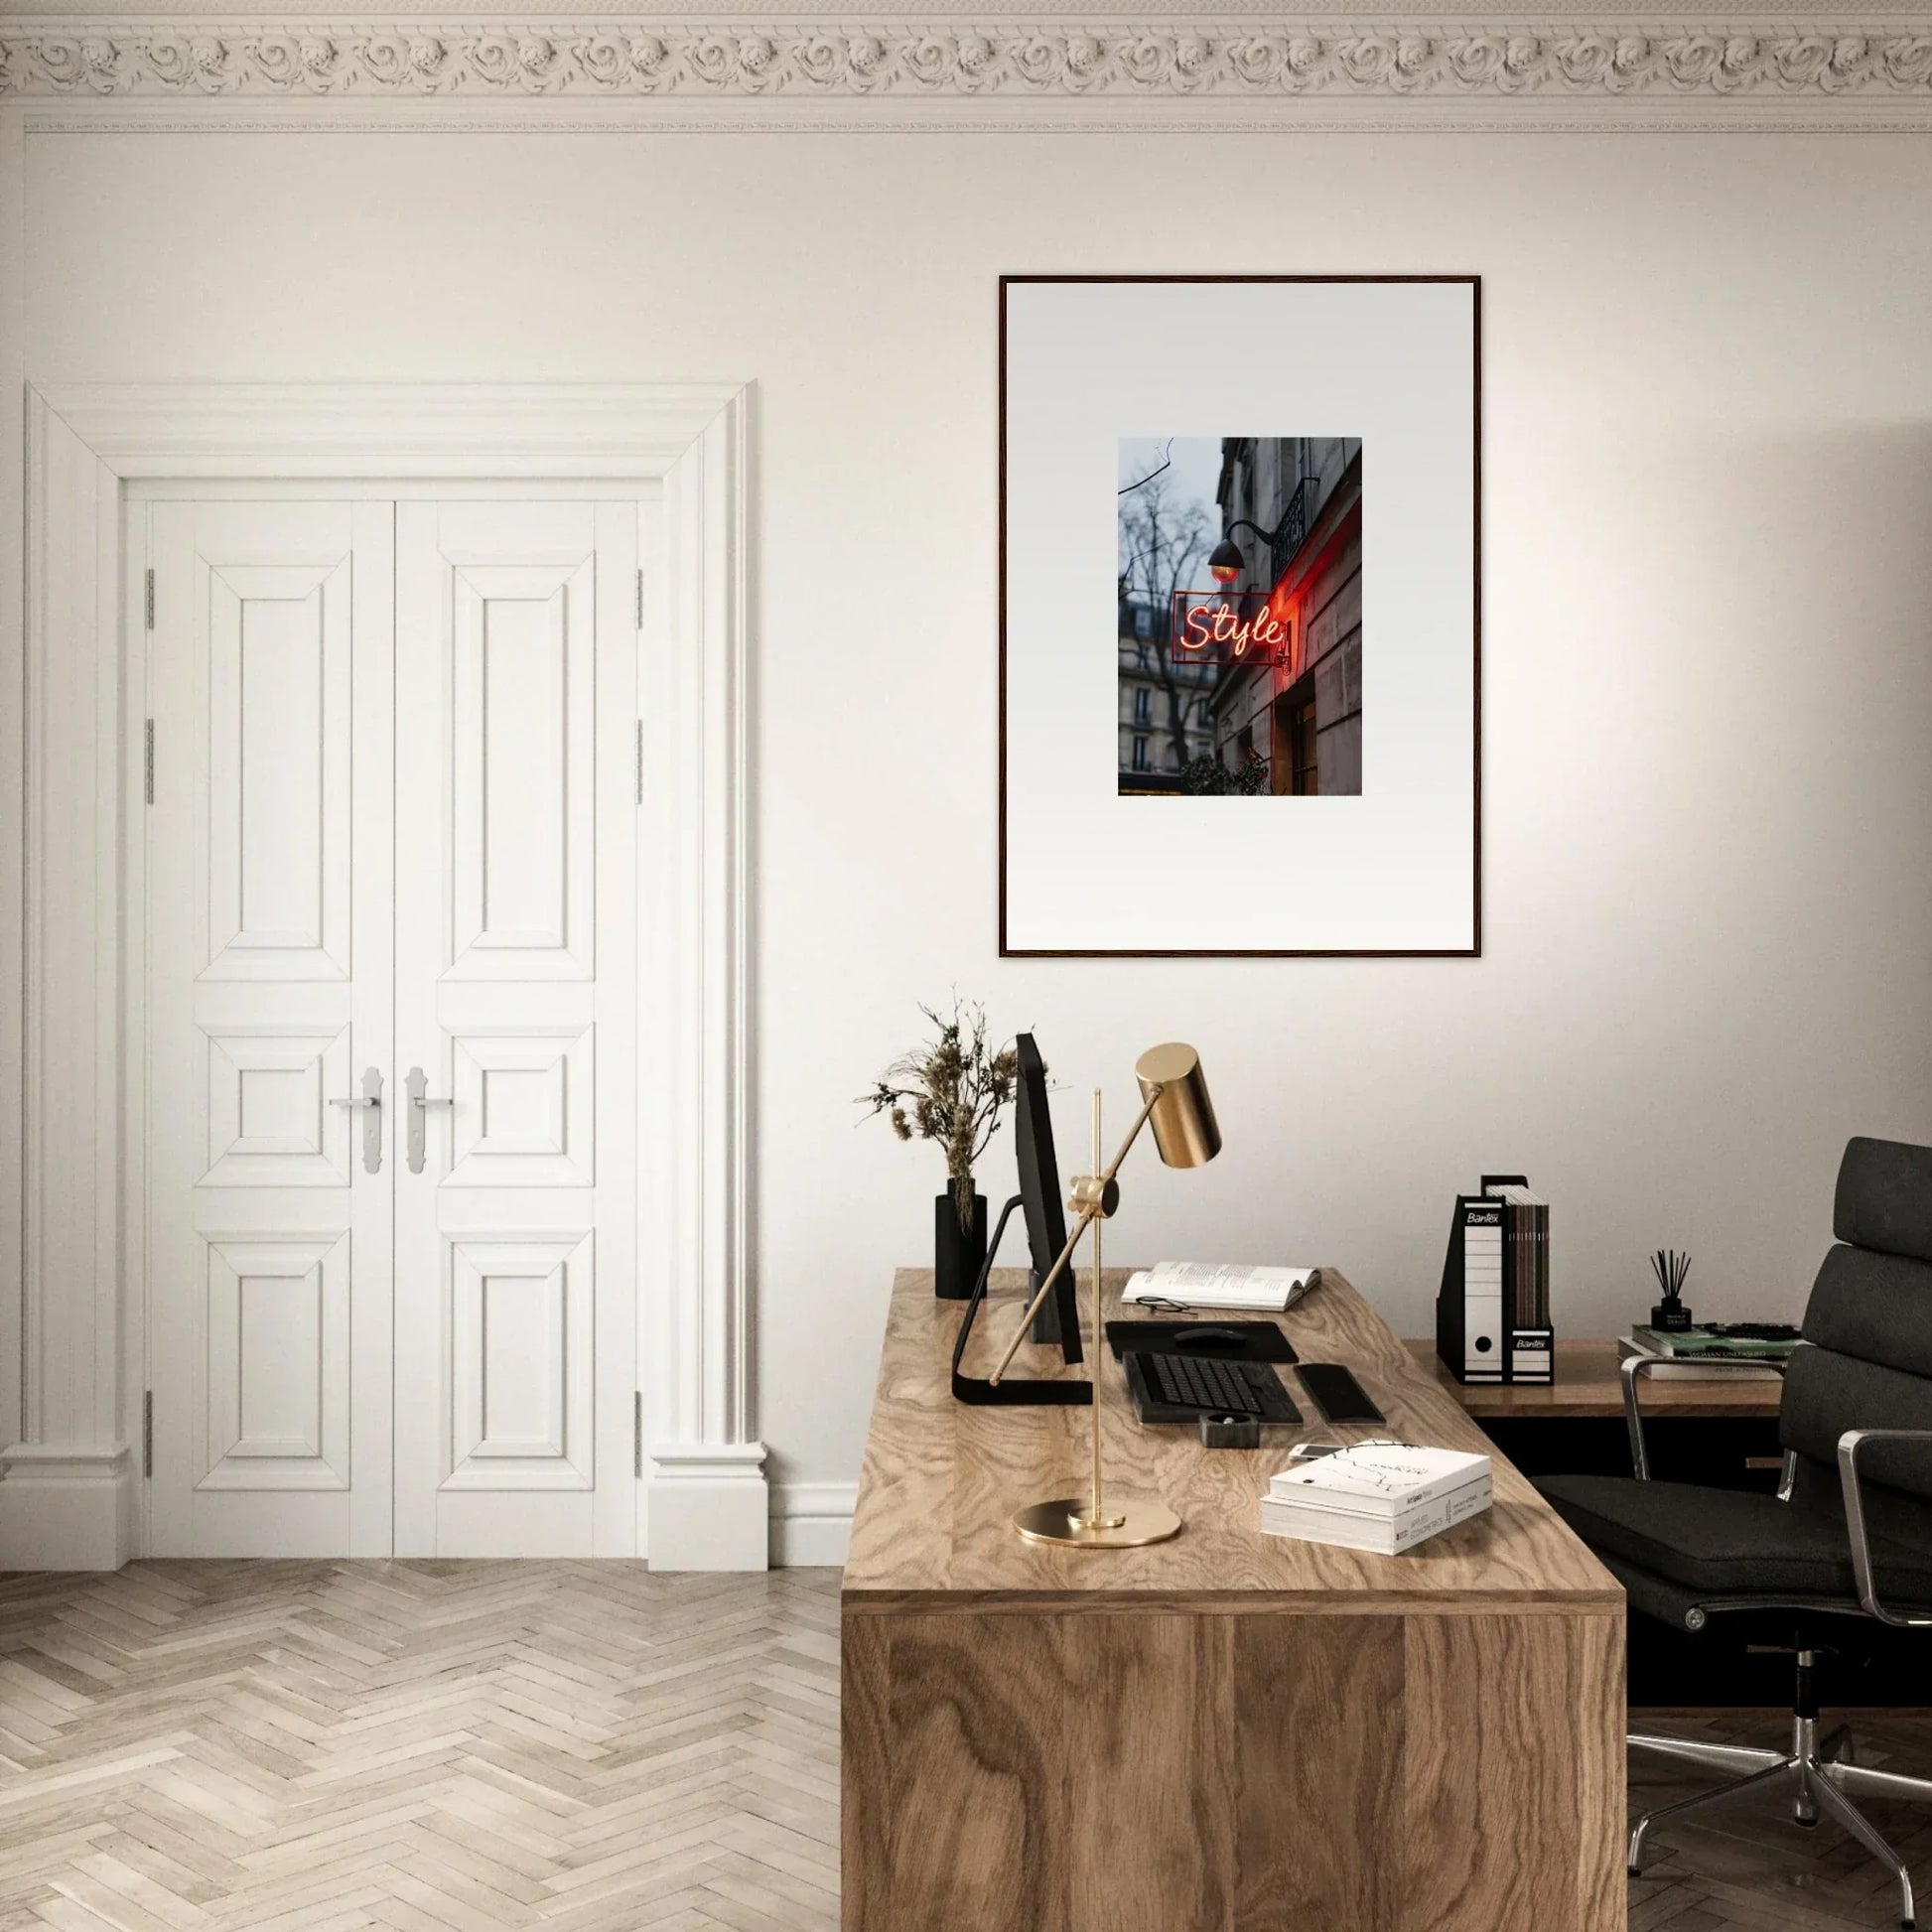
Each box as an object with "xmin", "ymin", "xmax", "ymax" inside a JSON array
[{"xmin": 1538, "ymin": 1136, "xmax": 1932, "ymax": 1931}]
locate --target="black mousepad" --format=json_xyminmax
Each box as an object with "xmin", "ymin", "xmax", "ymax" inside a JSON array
[{"xmin": 1104, "ymin": 1319, "xmax": 1297, "ymax": 1365}]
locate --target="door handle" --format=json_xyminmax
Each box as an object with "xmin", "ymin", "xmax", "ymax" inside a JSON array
[
  {"xmin": 405, "ymin": 1065, "xmax": 454, "ymax": 1175},
  {"xmin": 329, "ymin": 1066, "xmax": 384, "ymax": 1174}
]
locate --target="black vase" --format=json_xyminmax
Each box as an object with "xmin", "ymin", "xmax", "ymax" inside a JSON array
[{"xmin": 934, "ymin": 1186, "xmax": 989, "ymax": 1301}]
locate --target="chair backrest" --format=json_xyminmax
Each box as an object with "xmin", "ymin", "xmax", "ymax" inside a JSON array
[{"xmin": 1781, "ymin": 1137, "xmax": 1932, "ymax": 1518}]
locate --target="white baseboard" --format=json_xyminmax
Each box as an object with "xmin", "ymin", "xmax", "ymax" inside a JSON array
[
  {"xmin": 0, "ymin": 1442, "xmax": 855, "ymax": 1574},
  {"xmin": 0, "ymin": 1444, "xmax": 136, "ymax": 1571},
  {"xmin": 645, "ymin": 1441, "xmax": 769, "ymax": 1571},
  {"xmin": 770, "ymin": 1480, "xmax": 855, "ymax": 1568},
  {"xmin": 0, "ymin": 1441, "xmax": 851, "ymax": 1573}
]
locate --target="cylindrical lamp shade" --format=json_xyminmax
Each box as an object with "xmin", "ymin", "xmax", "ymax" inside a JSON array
[{"xmin": 1134, "ymin": 1042, "xmax": 1221, "ymax": 1169}]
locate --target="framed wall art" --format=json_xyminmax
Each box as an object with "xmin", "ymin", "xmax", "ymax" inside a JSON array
[{"xmin": 999, "ymin": 274, "xmax": 1480, "ymax": 957}]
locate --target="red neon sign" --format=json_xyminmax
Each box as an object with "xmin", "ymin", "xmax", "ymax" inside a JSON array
[{"xmin": 1167, "ymin": 589, "xmax": 1291, "ymax": 668}]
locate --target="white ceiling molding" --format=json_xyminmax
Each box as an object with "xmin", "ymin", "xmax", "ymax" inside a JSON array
[{"xmin": 2, "ymin": 17, "xmax": 1931, "ymax": 124}]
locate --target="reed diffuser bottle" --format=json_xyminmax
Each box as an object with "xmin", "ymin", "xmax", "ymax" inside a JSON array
[{"xmin": 1649, "ymin": 1249, "xmax": 1693, "ymax": 1332}]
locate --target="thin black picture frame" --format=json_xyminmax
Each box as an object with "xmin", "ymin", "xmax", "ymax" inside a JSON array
[{"xmin": 997, "ymin": 273, "xmax": 1482, "ymax": 959}]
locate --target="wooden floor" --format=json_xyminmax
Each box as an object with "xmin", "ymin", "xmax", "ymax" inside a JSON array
[
  {"xmin": 0, "ymin": 1564, "xmax": 841, "ymax": 1931},
  {"xmin": 1630, "ymin": 1709, "xmax": 1932, "ymax": 1931},
  {"xmin": 0, "ymin": 1563, "xmax": 1927, "ymax": 1931}
]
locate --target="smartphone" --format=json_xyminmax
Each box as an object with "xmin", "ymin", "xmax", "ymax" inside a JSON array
[{"xmin": 1297, "ymin": 1362, "xmax": 1385, "ymax": 1425}]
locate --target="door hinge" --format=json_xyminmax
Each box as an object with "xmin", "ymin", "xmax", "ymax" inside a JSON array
[
  {"xmin": 634, "ymin": 567, "xmax": 644, "ymax": 631},
  {"xmin": 142, "ymin": 1391, "xmax": 153, "ymax": 1478},
  {"xmin": 143, "ymin": 568, "xmax": 155, "ymax": 631},
  {"xmin": 633, "ymin": 1392, "xmax": 643, "ymax": 1479},
  {"xmin": 144, "ymin": 720, "xmax": 155, "ymax": 805}
]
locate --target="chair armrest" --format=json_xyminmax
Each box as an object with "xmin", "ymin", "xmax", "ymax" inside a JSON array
[
  {"xmin": 1837, "ymin": 1429, "xmax": 1932, "ymax": 1627},
  {"xmin": 1621, "ymin": 1351, "xmax": 1787, "ymax": 1482}
]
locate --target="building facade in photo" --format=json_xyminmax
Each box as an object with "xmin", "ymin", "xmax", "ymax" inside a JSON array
[
  {"xmin": 1208, "ymin": 438, "xmax": 1364, "ymax": 796},
  {"xmin": 1118, "ymin": 595, "xmax": 1221, "ymax": 794}
]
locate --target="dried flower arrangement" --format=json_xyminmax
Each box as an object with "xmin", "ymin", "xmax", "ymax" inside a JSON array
[{"xmin": 861, "ymin": 999, "xmax": 1020, "ymax": 1234}]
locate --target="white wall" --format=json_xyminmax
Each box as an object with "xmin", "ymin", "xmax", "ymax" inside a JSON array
[{"xmin": 21, "ymin": 126, "xmax": 1932, "ymax": 1534}]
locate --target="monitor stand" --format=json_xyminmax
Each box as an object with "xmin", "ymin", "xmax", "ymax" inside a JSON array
[
  {"xmin": 951, "ymin": 1196, "xmax": 1091, "ymax": 1407},
  {"xmin": 1030, "ymin": 1266, "xmax": 1074, "ymax": 1346}
]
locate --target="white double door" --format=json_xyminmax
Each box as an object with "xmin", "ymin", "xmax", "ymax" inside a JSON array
[{"xmin": 146, "ymin": 494, "xmax": 640, "ymax": 1558}]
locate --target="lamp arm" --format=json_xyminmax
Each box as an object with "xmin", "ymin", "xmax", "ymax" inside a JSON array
[
  {"xmin": 1094, "ymin": 1084, "xmax": 1165, "ymax": 1190},
  {"xmin": 1222, "ymin": 517, "xmax": 1272, "ymax": 545},
  {"xmin": 986, "ymin": 1085, "xmax": 1165, "ymax": 1387},
  {"xmin": 986, "ymin": 1205, "xmax": 1098, "ymax": 1390}
]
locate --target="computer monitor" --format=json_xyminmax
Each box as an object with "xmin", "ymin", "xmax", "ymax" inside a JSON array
[
  {"xmin": 948, "ymin": 1032, "xmax": 1089, "ymax": 1405},
  {"xmin": 1013, "ymin": 1034, "xmax": 1083, "ymax": 1364}
]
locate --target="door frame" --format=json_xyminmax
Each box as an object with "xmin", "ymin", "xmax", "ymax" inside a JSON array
[{"xmin": 7, "ymin": 383, "xmax": 763, "ymax": 1570}]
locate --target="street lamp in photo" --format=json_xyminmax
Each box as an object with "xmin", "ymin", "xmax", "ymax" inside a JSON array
[{"xmin": 1210, "ymin": 475, "xmax": 1321, "ymax": 591}]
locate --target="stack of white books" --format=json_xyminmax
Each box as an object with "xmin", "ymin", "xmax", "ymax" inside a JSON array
[
  {"xmin": 1260, "ymin": 1443, "xmax": 1493, "ymax": 1555},
  {"xmin": 1121, "ymin": 1261, "xmax": 1316, "ymax": 1312}
]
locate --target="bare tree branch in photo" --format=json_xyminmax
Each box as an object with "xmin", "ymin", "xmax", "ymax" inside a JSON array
[
  {"xmin": 1117, "ymin": 470, "xmax": 1212, "ymax": 775},
  {"xmin": 1117, "ymin": 436, "xmax": 1174, "ymax": 496}
]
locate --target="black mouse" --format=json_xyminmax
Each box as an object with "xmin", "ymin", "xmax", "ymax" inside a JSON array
[{"xmin": 1173, "ymin": 1326, "xmax": 1247, "ymax": 1350}]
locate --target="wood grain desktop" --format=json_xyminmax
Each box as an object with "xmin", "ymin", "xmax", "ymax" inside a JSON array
[{"xmin": 842, "ymin": 1267, "xmax": 1627, "ymax": 1932}]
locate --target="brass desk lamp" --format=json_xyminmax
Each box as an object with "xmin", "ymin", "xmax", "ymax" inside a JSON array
[{"xmin": 988, "ymin": 1042, "xmax": 1221, "ymax": 1548}]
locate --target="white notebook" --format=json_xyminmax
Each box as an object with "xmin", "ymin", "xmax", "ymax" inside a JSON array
[{"xmin": 1121, "ymin": 1262, "xmax": 1316, "ymax": 1312}]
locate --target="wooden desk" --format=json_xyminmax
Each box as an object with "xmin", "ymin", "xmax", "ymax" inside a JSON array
[
  {"xmin": 1408, "ymin": 1336, "xmax": 1784, "ymax": 1420},
  {"xmin": 843, "ymin": 1269, "xmax": 1626, "ymax": 1932}
]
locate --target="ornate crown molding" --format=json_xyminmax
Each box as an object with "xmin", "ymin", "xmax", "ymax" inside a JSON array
[{"xmin": 3, "ymin": 17, "xmax": 1931, "ymax": 113}]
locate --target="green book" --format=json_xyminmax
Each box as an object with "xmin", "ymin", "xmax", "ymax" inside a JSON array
[{"xmin": 1631, "ymin": 1324, "xmax": 1797, "ymax": 1360}]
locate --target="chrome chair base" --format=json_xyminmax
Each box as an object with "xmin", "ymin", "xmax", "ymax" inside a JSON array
[{"xmin": 1629, "ymin": 1712, "xmax": 1932, "ymax": 1929}]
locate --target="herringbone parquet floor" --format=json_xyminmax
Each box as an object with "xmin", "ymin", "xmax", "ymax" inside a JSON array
[
  {"xmin": 2, "ymin": 1562, "xmax": 1930, "ymax": 1930},
  {"xmin": 0, "ymin": 1563, "xmax": 841, "ymax": 1932},
  {"xmin": 1629, "ymin": 1708, "xmax": 1932, "ymax": 1931}
]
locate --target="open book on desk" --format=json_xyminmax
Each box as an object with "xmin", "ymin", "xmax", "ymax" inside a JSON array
[{"xmin": 1121, "ymin": 1262, "xmax": 1318, "ymax": 1313}]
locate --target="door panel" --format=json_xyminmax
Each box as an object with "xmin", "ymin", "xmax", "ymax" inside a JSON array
[
  {"xmin": 446, "ymin": 1231, "xmax": 595, "ymax": 1490},
  {"xmin": 204, "ymin": 564, "xmax": 353, "ymax": 977},
  {"xmin": 393, "ymin": 501, "xmax": 637, "ymax": 1558},
  {"xmin": 147, "ymin": 501, "xmax": 394, "ymax": 1557},
  {"xmin": 450, "ymin": 559, "xmax": 596, "ymax": 978},
  {"xmin": 446, "ymin": 1029, "xmax": 595, "ymax": 1187},
  {"xmin": 201, "ymin": 1232, "xmax": 349, "ymax": 1489}
]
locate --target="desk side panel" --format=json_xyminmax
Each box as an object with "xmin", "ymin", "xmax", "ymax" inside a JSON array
[
  {"xmin": 841, "ymin": 1605, "xmax": 1625, "ymax": 1932},
  {"xmin": 842, "ymin": 1610, "xmax": 1068, "ymax": 1932},
  {"xmin": 1234, "ymin": 1614, "xmax": 1406, "ymax": 1929},
  {"xmin": 1403, "ymin": 1610, "xmax": 1627, "ymax": 1932},
  {"xmin": 1062, "ymin": 1614, "xmax": 1237, "ymax": 1927}
]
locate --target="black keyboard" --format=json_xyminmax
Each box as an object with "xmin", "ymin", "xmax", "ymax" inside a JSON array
[{"xmin": 1128, "ymin": 1351, "xmax": 1303, "ymax": 1423}]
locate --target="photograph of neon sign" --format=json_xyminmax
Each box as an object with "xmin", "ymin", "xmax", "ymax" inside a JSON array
[
  {"xmin": 1002, "ymin": 274, "xmax": 1477, "ymax": 955},
  {"xmin": 1118, "ymin": 435, "xmax": 1363, "ymax": 798},
  {"xmin": 1170, "ymin": 590, "xmax": 1291, "ymax": 665}
]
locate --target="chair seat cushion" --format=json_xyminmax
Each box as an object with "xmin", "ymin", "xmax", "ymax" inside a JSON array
[{"xmin": 1537, "ymin": 1474, "xmax": 1932, "ymax": 1602}]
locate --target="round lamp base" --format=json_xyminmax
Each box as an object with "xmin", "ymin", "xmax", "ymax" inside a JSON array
[{"xmin": 1012, "ymin": 1496, "xmax": 1182, "ymax": 1549}]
